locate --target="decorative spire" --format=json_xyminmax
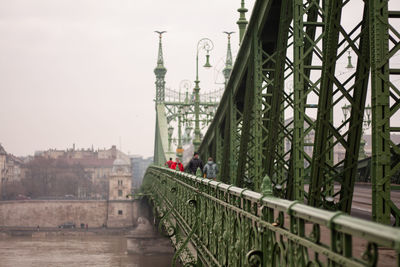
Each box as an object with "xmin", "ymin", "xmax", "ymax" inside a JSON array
[
  {"xmin": 154, "ymin": 31, "xmax": 167, "ymax": 103},
  {"xmin": 237, "ymin": 0, "xmax": 248, "ymax": 44},
  {"xmin": 155, "ymin": 31, "xmax": 166, "ymax": 68},
  {"xmin": 222, "ymin": 32, "xmax": 234, "ymax": 84}
]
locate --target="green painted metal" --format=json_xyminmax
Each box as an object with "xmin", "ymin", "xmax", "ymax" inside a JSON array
[
  {"xmin": 308, "ymin": 0, "xmax": 343, "ymax": 208},
  {"xmin": 153, "ymin": 31, "xmax": 174, "ymax": 165},
  {"xmin": 154, "ymin": 31, "xmax": 167, "ymax": 104},
  {"xmin": 222, "ymin": 32, "xmax": 234, "ymax": 85},
  {"xmin": 153, "ymin": 34, "xmax": 220, "ymax": 162},
  {"xmin": 338, "ymin": 4, "xmax": 370, "ymax": 214},
  {"xmin": 148, "ymin": 0, "xmax": 400, "ymax": 265},
  {"xmin": 144, "ymin": 165, "xmax": 400, "ymax": 266},
  {"xmin": 154, "ymin": 103, "xmax": 175, "ymax": 165},
  {"xmin": 292, "ymin": 0, "xmax": 323, "ymax": 201},
  {"xmin": 263, "ymin": 0, "xmax": 292, "ymax": 192},
  {"xmin": 219, "ymin": 0, "xmax": 397, "ymax": 223},
  {"xmin": 369, "ymin": 0, "xmax": 400, "ymax": 224},
  {"xmin": 153, "ymin": 0, "xmax": 400, "ymax": 234},
  {"xmin": 237, "ymin": 0, "xmax": 248, "ymax": 43},
  {"xmin": 193, "ymin": 38, "xmax": 214, "ymax": 152}
]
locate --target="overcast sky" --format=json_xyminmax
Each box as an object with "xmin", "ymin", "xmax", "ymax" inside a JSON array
[
  {"xmin": 0, "ymin": 0, "xmax": 255, "ymax": 157},
  {"xmin": 1, "ymin": 1, "xmax": 399, "ymax": 158}
]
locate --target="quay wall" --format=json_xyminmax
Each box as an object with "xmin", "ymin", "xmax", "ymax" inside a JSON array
[{"xmin": 0, "ymin": 200, "xmax": 140, "ymax": 228}]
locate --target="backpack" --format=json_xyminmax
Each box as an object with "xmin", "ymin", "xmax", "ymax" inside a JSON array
[{"xmin": 205, "ymin": 163, "xmax": 217, "ymax": 178}]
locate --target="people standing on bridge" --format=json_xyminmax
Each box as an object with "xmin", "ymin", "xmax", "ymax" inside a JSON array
[
  {"xmin": 188, "ymin": 152, "xmax": 203, "ymax": 175},
  {"xmin": 171, "ymin": 158, "xmax": 184, "ymax": 172},
  {"xmin": 203, "ymin": 157, "xmax": 218, "ymax": 181},
  {"xmin": 165, "ymin": 158, "xmax": 173, "ymax": 168}
]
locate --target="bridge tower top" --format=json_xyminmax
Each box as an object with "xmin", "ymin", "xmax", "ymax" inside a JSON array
[
  {"xmin": 236, "ymin": 0, "xmax": 248, "ymax": 43},
  {"xmin": 154, "ymin": 31, "xmax": 167, "ymax": 103},
  {"xmin": 222, "ymin": 32, "xmax": 234, "ymax": 84}
]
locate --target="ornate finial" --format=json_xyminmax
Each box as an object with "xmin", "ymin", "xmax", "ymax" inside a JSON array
[
  {"xmin": 237, "ymin": 0, "xmax": 248, "ymax": 44},
  {"xmin": 154, "ymin": 31, "xmax": 167, "ymax": 67},
  {"xmin": 261, "ymin": 174, "xmax": 273, "ymax": 197},
  {"xmin": 154, "ymin": 31, "xmax": 166, "ymax": 38},
  {"xmin": 223, "ymin": 31, "xmax": 235, "ymax": 84}
]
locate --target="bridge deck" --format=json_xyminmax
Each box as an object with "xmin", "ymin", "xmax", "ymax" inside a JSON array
[{"xmin": 304, "ymin": 184, "xmax": 400, "ymax": 221}]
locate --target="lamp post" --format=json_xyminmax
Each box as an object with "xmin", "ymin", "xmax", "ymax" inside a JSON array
[
  {"xmin": 168, "ymin": 126, "xmax": 174, "ymax": 152},
  {"xmin": 176, "ymin": 106, "xmax": 183, "ymax": 158},
  {"xmin": 193, "ymin": 38, "xmax": 214, "ymax": 151},
  {"xmin": 346, "ymin": 51, "xmax": 354, "ymax": 69},
  {"xmin": 342, "ymin": 104, "xmax": 372, "ymax": 159}
]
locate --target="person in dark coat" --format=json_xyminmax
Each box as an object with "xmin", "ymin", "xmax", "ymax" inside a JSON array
[{"xmin": 188, "ymin": 152, "xmax": 203, "ymax": 175}]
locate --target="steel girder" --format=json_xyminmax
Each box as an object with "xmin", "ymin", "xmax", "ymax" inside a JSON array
[
  {"xmin": 263, "ymin": 0, "xmax": 293, "ymax": 193},
  {"xmin": 298, "ymin": 0, "xmax": 372, "ymax": 214},
  {"xmin": 292, "ymin": 0, "xmax": 324, "ymax": 201},
  {"xmin": 193, "ymin": 0, "xmax": 400, "ymax": 224},
  {"xmin": 369, "ymin": 0, "xmax": 400, "ymax": 224}
]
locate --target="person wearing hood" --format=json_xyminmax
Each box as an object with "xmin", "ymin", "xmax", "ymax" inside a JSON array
[{"xmin": 203, "ymin": 157, "xmax": 218, "ymax": 180}]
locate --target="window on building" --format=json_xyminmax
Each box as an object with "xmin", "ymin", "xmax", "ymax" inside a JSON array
[
  {"xmin": 118, "ymin": 210, "xmax": 123, "ymax": 215},
  {"xmin": 118, "ymin": 190, "xmax": 122, "ymax": 196}
]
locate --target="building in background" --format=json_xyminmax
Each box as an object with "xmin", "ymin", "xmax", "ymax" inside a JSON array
[
  {"xmin": 34, "ymin": 145, "xmax": 130, "ymax": 198},
  {"xmin": 35, "ymin": 144, "xmax": 129, "ymax": 161},
  {"xmin": 130, "ymin": 155, "xmax": 153, "ymax": 188},
  {"xmin": 0, "ymin": 144, "xmax": 25, "ymax": 200},
  {"xmin": 334, "ymin": 134, "xmax": 400, "ymax": 164},
  {"xmin": 108, "ymin": 158, "xmax": 132, "ymax": 200},
  {"xmin": 0, "ymin": 144, "xmax": 134, "ymax": 200},
  {"xmin": 107, "ymin": 157, "xmax": 134, "ymax": 227}
]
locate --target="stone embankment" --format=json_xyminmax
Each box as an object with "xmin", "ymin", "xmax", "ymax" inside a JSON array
[{"xmin": 0, "ymin": 227, "xmax": 134, "ymax": 239}]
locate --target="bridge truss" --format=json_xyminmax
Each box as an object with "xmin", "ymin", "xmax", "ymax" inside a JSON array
[
  {"xmin": 193, "ymin": 0, "xmax": 400, "ymax": 225},
  {"xmin": 147, "ymin": 0, "xmax": 400, "ymax": 265}
]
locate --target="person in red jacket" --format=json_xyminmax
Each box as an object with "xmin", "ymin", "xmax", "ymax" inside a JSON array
[
  {"xmin": 171, "ymin": 158, "xmax": 184, "ymax": 172},
  {"xmin": 165, "ymin": 158, "xmax": 173, "ymax": 168}
]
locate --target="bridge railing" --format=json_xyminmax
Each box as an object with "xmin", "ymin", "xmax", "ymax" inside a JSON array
[{"xmin": 144, "ymin": 165, "xmax": 400, "ymax": 266}]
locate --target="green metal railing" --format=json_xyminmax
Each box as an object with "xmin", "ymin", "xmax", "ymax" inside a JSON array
[{"xmin": 144, "ymin": 165, "xmax": 400, "ymax": 266}]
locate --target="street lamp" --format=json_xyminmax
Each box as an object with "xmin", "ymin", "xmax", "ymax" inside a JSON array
[
  {"xmin": 176, "ymin": 107, "xmax": 183, "ymax": 158},
  {"xmin": 346, "ymin": 51, "xmax": 354, "ymax": 69},
  {"xmin": 342, "ymin": 104, "xmax": 351, "ymax": 121},
  {"xmin": 182, "ymin": 81, "xmax": 191, "ymax": 116},
  {"xmin": 341, "ymin": 103, "xmax": 372, "ymax": 158},
  {"xmin": 360, "ymin": 104, "xmax": 372, "ymax": 158},
  {"xmin": 193, "ymin": 38, "xmax": 214, "ymax": 151},
  {"xmin": 168, "ymin": 126, "xmax": 174, "ymax": 152}
]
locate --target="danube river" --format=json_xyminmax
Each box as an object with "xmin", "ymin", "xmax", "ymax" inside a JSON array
[{"xmin": 0, "ymin": 234, "xmax": 173, "ymax": 267}]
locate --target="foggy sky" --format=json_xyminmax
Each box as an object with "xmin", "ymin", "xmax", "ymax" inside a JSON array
[
  {"xmin": 0, "ymin": 0, "xmax": 255, "ymax": 157},
  {"xmin": 1, "ymin": 1, "xmax": 399, "ymax": 158}
]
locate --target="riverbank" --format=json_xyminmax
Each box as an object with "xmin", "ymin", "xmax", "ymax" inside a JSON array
[{"xmin": 0, "ymin": 227, "xmax": 134, "ymax": 238}]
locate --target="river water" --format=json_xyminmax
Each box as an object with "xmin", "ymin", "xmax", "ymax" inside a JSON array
[{"xmin": 0, "ymin": 234, "xmax": 173, "ymax": 267}]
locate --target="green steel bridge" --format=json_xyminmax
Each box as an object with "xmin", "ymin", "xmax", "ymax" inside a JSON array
[{"xmin": 143, "ymin": 0, "xmax": 400, "ymax": 266}]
